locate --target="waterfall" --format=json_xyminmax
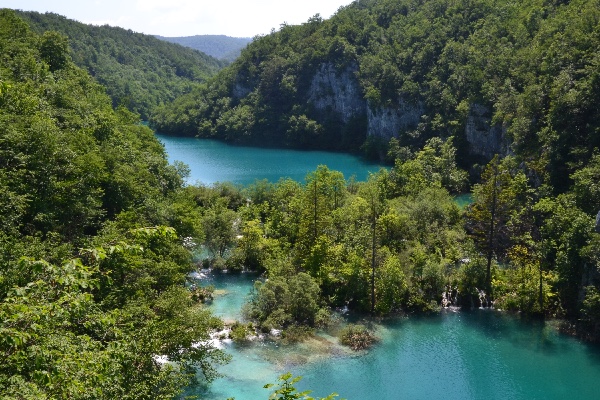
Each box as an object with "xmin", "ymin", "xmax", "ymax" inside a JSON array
[
  {"xmin": 476, "ymin": 288, "xmax": 492, "ymax": 308},
  {"xmin": 441, "ymin": 285, "xmax": 459, "ymax": 308}
]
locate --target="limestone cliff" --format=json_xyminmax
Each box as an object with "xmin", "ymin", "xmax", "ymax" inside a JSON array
[
  {"xmin": 465, "ymin": 104, "xmax": 510, "ymax": 160},
  {"xmin": 305, "ymin": 62, "xmax": 508, "ymax": 161},
  {"xmin": 307, "ymin": 63, "xmax": 366, "ymax": 123}
]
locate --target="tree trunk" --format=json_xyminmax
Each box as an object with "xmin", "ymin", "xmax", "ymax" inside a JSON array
[
  {"xmin": 486, "ymin": 166, "xmax": 497, "ymax": 305},
  {"xmin": 371, "ymin": 208, "xmax": 376, "ymax": 315},
  {"xmin": 539, "ymin": 263, "xmax": 544, "ymax": 312}
]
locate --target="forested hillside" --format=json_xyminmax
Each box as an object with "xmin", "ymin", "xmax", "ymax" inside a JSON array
[
  {"xmin": 0, "ymin": 10, "xmax": 228, "ymax": 398},
  {"xmin": 155, "ymin": 34, "xmax": 252, "ymax": 63},
  {"xmin": 14, "ymin": 10, "xmax": 225, "ymax": 119},
  {"xmin": 2, "ymin": 2, "xmax": 600, "ymax": 399},
  {"xmin": 148, "ymin": 0, "xmax": 600, "ymax": 343},
  {"xmin": 151, "ymin": 0, "xmax": 599, "ymax": 188}
]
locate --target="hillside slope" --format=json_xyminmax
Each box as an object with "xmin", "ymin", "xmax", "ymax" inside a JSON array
[
  {"xmin": 151, "ymin": 0, "xmax": 600, "ymax": 191},
  {"xmin": 155, "ymin": 34, "xmax": 252, "ymax": 62},
  {"xmin": 15, "ymin": 10, "xmax": 225, "ymax": 119},
  {"xmin": 0, "ymin": 9, "xmax": 226, "ymax": 397}
]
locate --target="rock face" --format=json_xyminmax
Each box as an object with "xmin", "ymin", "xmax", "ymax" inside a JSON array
[
  {"xmin": 304, "ymin": 63, "xmax": 509, "ymax": 160},
  {"xmin": 307, "ymin": 62, "xmax": 422, "ymax": 138},
  {"xmin": 595, "ymin": 210, "xmax": 600, "ymax": 233},
  {"xmin": 232, "ymin": 82, "xmax": 251, "ymax": 99},
  {"xmin": 308, "ymin": 63, "xmax": 366, "ymax": 123},
  {"xmin": 367, "ymin": 101, "xmax": 423, "ymax": 140},
  {"xmin": 465, "ymin": 104, "xmax": 509, "ymax": 159}
]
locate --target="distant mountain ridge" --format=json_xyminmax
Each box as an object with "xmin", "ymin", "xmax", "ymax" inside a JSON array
[
  {"xmin": 155, "ymin": 35, "xmax": 252, "ymax": 62},
  {"xmin": 15, "ymin": 10, "xmax": 225, "ymax": 119}
]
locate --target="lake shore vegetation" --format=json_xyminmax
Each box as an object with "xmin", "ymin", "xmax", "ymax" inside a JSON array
[{"xmin": 2, "ymin": 1, "xmax": 600, "ymax": 398}]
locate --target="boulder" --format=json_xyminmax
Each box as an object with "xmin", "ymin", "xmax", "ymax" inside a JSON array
[{"xmin": 595, "ymin": 210, "xmax": 600, "ymax": 233}]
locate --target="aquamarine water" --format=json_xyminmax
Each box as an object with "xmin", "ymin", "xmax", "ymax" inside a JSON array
[
  {"xmin": 155, "ymin": 134, "xmax": 386, "ymax": 185},
  {"xmin": 164, "ymin": 135, "xmax": 599, "ymax": 398},
  {"xmin": 192, "ymin": 273, "xmax": 600, "ymax": 400}
]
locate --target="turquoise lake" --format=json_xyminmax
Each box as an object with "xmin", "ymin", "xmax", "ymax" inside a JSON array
[
  {"xmin": 155, "ymin": 134, "xmax": 386, "ymax": 185},
  {"xmin": 161, "ymin": 134, "xmax": 600, "ymax": 399},
  {"xmin": 191, "ymin": 272, "xmax": 600, "ymax": 400}
]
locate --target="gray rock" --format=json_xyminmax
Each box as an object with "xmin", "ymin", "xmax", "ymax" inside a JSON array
[
  {"xmin": 595, "ymin": 210, "xmax": 600, "ymax": 233},
  {"xmin": 308, "ymin": 62, "xmax": 423, "ymax": 140},
  {"xmin": 233, "ymin": 61, "xmax": 516, "ymax": 162},
  {"xmin": 465, "ymin": 103, "xmax": 510, "ymax": 160},
  {"xmin": 308, "ymin": 62, "xmax": 366, "ymax": 123},
  {"xmin": 367, "ymin": 100, "xmax": 423, "ymax": 140},
  {"xmin": 232, "ymin": 81, "xmax": 251, "ymax": 99}
]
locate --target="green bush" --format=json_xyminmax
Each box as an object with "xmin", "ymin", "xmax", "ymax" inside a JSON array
[
  {"xmin": 339, "ymin": 324, "xmax": 376, "ymax": 351},
  {"xmin": 229, "ymin": 321, "xmax": 254, "ymax": 343}
]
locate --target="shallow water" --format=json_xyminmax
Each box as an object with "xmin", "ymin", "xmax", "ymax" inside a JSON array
[
  {"xmin": 190, "ymin": 272, "xmax": 600, "ymax": 400},
  {"xmin": 155, "ymin": 135, "xmax": 385, "ymax": 185}
]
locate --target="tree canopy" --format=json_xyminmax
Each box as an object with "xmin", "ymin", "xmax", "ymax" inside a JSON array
[
  {"xmin": 0, "ymin": 10, "xmax": 227, "ymax": 398},
  {"xmin": 15, "ymin": 10, "xmax": 225, "ymax": 119}
]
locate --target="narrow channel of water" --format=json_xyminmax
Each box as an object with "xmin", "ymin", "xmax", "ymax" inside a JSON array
[{"xmin": 189, "ymin": 272, "xmax": 600, "ymax": 400}]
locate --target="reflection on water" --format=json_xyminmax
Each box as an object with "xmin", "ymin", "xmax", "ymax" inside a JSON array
[{"xmin": 188, "ymin": 272, "xmax": 600, "ymax": 400}]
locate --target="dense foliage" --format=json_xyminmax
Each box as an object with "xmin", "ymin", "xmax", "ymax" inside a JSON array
[
  {"xmin": 155, "ymin": 35, "xmax": 253, "ymax": 63},
  {"xmin": 2, "ymin": 1, "xmax": 600, "ymax": 398},
  {"xmin": 0, "ymin": 10, "xmax": 227, "ymax": 398},
  {"xmin": 151, "ymin": 0, "xmax": 600, "ymax": 182},
  {"xmin": 147, "ymin": 0, "xmax": 600, "ymax": 341},
  {"xmin": 14, "ymin": 10, "xmax": 224, "ymax": 119},
  {"xmin": 192, "ymin": 139, "xmax": 598, "ymax": 340}
]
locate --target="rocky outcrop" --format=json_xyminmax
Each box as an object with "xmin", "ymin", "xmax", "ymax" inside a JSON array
[
  {"xmin": 595, "ymin": 210, "xmax": 600, "ymax": 233},
  {"xmin": 367, "ymin": 101, "xmax": 423, "ymax": 140},
  {"xmin": 232, "ymin": 81, "xmax": 252, "ymax": 100},
  {"xmin": 307, "ymin": 63, "xmax": 366, "ymax": 123},
  {"xmin": 307, "ymin": 62, "xmax": 423, "ymax": 139},
  {"xmin": 465, "ymin": 104, "xmax": 509, "ymax": 160},
  {"xmin": 306, "ymin": 63, "xmax": 510, "ymax": 160}
]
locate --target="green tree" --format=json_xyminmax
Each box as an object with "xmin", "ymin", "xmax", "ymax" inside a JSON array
[
  {"xmin": 202, "ymin": 199, "xmax": 237, "ymax": 258},
  {"xmin": 264, "ymin": 372, "xmax": 341, "ymax": 400},
  {"xmin": 39, "ymin": 30, "xmax": 70, "ymax": 71},
  {"xmin": 359, "ymin": 174, "xmax": 385, "ymax": 314},
  {"xmin": 466, "ymin": 155, "xmax": 522, "ymax": 302},
  {"xmin": 571, "ymin": 153, "xmax": 600, "ymax": 216},
  {"xmin": 298, "ymin": 166, "xmax": 346, "ymax": 276}
]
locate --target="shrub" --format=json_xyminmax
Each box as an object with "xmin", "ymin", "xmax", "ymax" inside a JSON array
[
  {"xmin": 339, "ymin": 324, "xmax": 376, "ymax": 350},
  {"xmin": 190, "ymin": 285, "xmax": 215, "ymax": 303},
  {"xmin": 229, "ymin": 321, "xmax": 254, "ymax": 342},
  {"xmin": 282, "ymin": 325, "xmax": 314, "ymax": 344}
]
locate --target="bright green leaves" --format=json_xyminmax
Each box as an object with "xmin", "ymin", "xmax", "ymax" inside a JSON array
[
  {"xmin": 264, "ymin": 372, "xmax": 341, "ymax": 400},
  {"xmin": 202, "ymin": 199, "xmax": 237, "ymax": 259},
  {"xmin": 0, "ymin": 11, "xmax": 226, "ymax": 399},
  {"xmin": 247, "ymin": 273, "xmax": 322, "ymax": 330},
  {"xmin": 0, "ymin": 257, "xmax": 107, "ymax": 399},
  {"xmin": 0, "ymin": 240, "xmax": 228, "ymax": 399},
  {"xmin": 389, "ymin": 136, "xmax": 468, "ymax": 196},
  {"xmin": 571, "ymin": 153, "xmax": 600, "ymax": 215},
  {"xmin": 39, "ymin": 31, "xmax": 70, "ymax": 72},
  {"xmin": 466, "ymin": 155, "xmax": 528, "ymax": 297}
]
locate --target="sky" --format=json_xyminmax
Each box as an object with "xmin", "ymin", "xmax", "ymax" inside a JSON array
[{"xmin": 1, "ymin": 0, "xmax": 355, "ymax": 38}]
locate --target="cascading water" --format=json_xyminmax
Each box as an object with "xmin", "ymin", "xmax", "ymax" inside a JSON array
[
  {"xmin": 186, "ymin": 270, "xmax": 600, "ymax": 400},
  {"xmin": 476, "ymin": 288, "xmax": 493, "ymax": 308},
  {"xmin": 441, "ymin": 285, "xmax": 459, "ymax": 308}
]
